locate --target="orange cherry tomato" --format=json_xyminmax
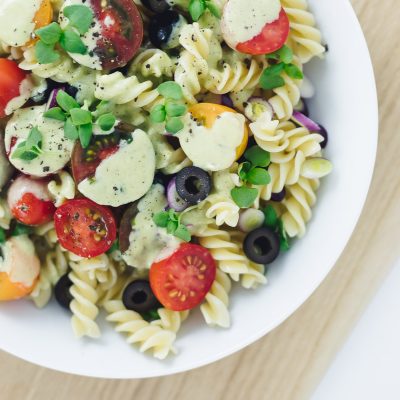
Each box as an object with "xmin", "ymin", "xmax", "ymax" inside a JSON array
[
  {"xmin": 27, "ymin": 0, "xmax": 53, "ymax": 47},
  {"xmin": 188, "ymin": 103, "xmax": 249, "ymax": 160},
  {"xmin": 0, "ymin": 272, "xmax": 37, "ymax": 301}
]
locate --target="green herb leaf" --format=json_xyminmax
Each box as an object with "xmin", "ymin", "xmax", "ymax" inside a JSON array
[
  {"xmin": 96, "ymin": 113, "xmax": 116, "ymax": 131},
  {"xmin": 0, "ymin": 227, "xmax": 6, "ymax": 243},
  {"xmin": 153, "ymin": 211, "xmax": 170, "ymax": 228},
  {"xmin": 278, "ymin": 219, "xmax": 290, "ymax": 251},
  {"xmin": 247, "ymin": 168, "xmax": 271, "ymax": 185},
  {"xmin": 64, "ymin": 118, "xmax": 79, "ymax": 140},
  {"xmin": 142, "ymin": 309, "xmax": 160, "ymax": 322},
  {"xmin": 157, "ymin": 81, "xmax": 184, "ymax": 100},
  {"xmin": 167, "ymin": 220, "xmax": 179, "ymax": 234},
  {"xmin": 263, "ymin": 205, "xmax": 278, "ymax": 229},
  {"xmin": 35, "ymin": 22, "xmax": 62, "ymax": 45},
  {"xmin": 70, "ymin": 108, "xmax": 92, "ymax": 126},
  {"xmin": 168, "ymin": 209, "xmax": 179, "ymax": 222},
  {"xmin": 174, "ymin": 224, "xmax": 191, "ymax": 242},
  {"xmin": 11, "ymin": 146, "xmax": 39, "ymax": 161},
  {"xmin": 63, "ymin": 5, "xmax": 94, "ymax": 35},
  {"xmin": 206, "ymin": 1, "xmax": 221, "ymax": 18},
  {"xmin": 25, "ymin": 127, "xmax": 42, "ymax": 149},
  {"xmin": 231, "ymin": 187, "xmax": 259, "ymax": 208},
  {"xmin": 284, "ymin": 63, "xmax": 304, "ymax": 80},
  {"xmin": 44, "ymin": 107, "xmax": 67, "ymax": 121},
  {"xmin": 266, "ymin": 45, "xmax": 293, "ymax": 64},
  {"xmin": 150, "ymin": 104, "xmax": 167, "ymax": 123},
  {"xmin": 56, "ymin": 90, "xmax": 80, "ymax": 112},
  {"xmin": 259, "ymin": 71, "xmax": 285, "ymax": 90},
  {"xmin": 244, "ymin": 146, "xmax": 270, "ymax": 167},
  {"xmin": 35, "ymin": 40, "xmax": 60, "ymax": 64},
  {"xmin": 166, "ymin": 117, "xmax": 184, "ymax": 134},
  {"xmin": 238, "ymin": 161, "xmax": 252, "ymax": 182},
  {"xmin": 79, "ymin": 123, "xmax": 93, "ymax": 148},
  {"xmin": 11, "ymin": 127, "xmax": 43, "ymax": 161},
  {"xmin": 12, "ymin": 223, "xmax": 33, "ymax": 237},
  {"xmin": 59, "ymin": 29, "xmax": 87, "ymax": 54},
  {"xmin": 189, "ymin": 0, "xmax": 206, "ymax": 21},
  {"xmin": 165, "ymin": 102, "xmax": 187, "ymax": 117}
]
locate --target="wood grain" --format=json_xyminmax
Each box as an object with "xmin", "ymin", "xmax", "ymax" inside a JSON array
[{"xmin": 1, "ymin": 1, "xmax": 399, "ymax": 399}]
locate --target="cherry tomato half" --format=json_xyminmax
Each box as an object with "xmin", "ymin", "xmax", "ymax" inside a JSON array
[
  {"xmin": 90, "ymin": 0, "xmax": 144, "ymax": 69},
  {"xmin": 236, "ymin": 9, "xmax": 290, "ymax": 55},
  {"xmin": 7, "ymin": 175, "xmax": 55, "ymax": 226},
  {"xmin": 54, "ymin": 198, "xmax": 117, "ymax": 258},
  {"xmin": 150, "ymin": 243, "xmax": 216, "ymax": 311},
  {"xmin": 0, "ymin": 59, "xmax": 28, "ymax": 118},
  {"xmin": 188, "ymin": 103, "xmax": 249, "ymax": 160}
]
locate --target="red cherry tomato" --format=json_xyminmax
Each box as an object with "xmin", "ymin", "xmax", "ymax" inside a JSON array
[
  {"xmin": 7, "ymin": 175, "xmax": 55, "ymax": 226},
  {"xmin": 54, "ymin": 199, "xmax": 117, "ymax": 258},
  {"xmin": 90, "ymin": 0, "xmax": 144, "ymax": 70},
  {"xmin": 236, "ymin": 9, "xmax": 290, "ymax": 55},
  {"xmin": 0, "ymin": 59, "xmax": 28, "ymax": 118},
  {"xmin": 150, "ymin": 243, "xmax": 216, "ymax": 311}
]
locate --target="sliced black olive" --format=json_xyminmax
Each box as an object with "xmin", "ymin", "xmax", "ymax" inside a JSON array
[
  {"xmin": 271, "ymin": 188, "xmax": 286, "ymax": 202},
  {"xmin": 122, "ymin": 280, "xmax": 160, "ymax": 313},
  {"xmin": 149, "ymin": 10, "xmax": 186, "ymax": 49},
  {"xmin": 244, "ymin": 227, "xmax": 280, "ymax": 265},
  {"xmin": 54, "ymin": 273, "xmax": 73, "ymax": 310},
  {"xmin": 318, "ymin": 124, "xmax": 328, "ymax": 149},
  {"xmin": 175, "ymin": 166, "xmax": 212, "ymax": 205},
  {"xmin": 119, "ymin": 202, "xmax": 139, "ymax": 253},
  {"xmin": 142, "ymin": 0, "xmax": 170, "ymax": 13}
]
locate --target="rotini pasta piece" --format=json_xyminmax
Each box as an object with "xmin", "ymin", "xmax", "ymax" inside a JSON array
[
  {"xmin": 196, "ymin": 225, "xmax": 266, "ymax": 287},
  {"xmin": 0, "ymin": 198, "xmax": 12, "ymax": 229},
  {"xmin": 281, "ymin": 176, "xmax": 320, "ymax": 238},
  {"xmin": 152, "ymin": 309, "xmax": 189, "ymax": 333},
  {"xmin": 30, "ymin": 245, "xmax": 68, "ymax": 308},
  {"xmin": 130, "ymin": 49, "xmax": 174, "ymax": 78},
  {"xmin": 281, "ymin": 0, "xmax": 326, "ymax": 63},
  {"xmin": 161, "ymin": 148, "xmax": 192, "ymax": 175},
  {"xmin": 94, "ymin": 72, "xmax": 162, "ymax": 110},
  {"xmin": 105, "ymin": 300, "xmax": 177, "ymax": 359},
  {"xmin": 48, "ymin": 171, "xmax": 76, "ymax": 207},
  {"xmin": 205, "ymin": 52, "xmax": 266, "ymax": 95},
  {"xmin": 200, "ymin": 268, "xmax": 231, "ymax": 328},
  {"xmin": 268, "ymin": 69, "xmax": 303, "ymax": 121},
  {"xmin": 69, "ymin": 264, "xmax": 101, "ymax": 339}
]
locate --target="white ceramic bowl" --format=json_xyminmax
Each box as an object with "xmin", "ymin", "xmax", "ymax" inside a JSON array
[{"xmin": 0, "ymin": 0, "xmax": 378, "ymax": 378}]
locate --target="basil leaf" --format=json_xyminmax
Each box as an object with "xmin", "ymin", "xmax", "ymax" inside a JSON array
[
  {"xmin": 259, "ymin": 72, "xmax": 285, "ymax": 90},
  {"xmin": 174, "ymin": 224, "xmax": 191, "ymax": 242},
  {"xmin": 150, "ymin": 104, "xmax": 167, "ymax": 123},
  {"xmin": 231, "ymin": 187, "xmax": 259, "ymax": 208},
  {"xmin": 165, "ymin": 102, "xmax": 187, "ymax": 117},
  {"xmin": 266, "ymin": 45, "xmax": 293, "ymax": 64},
  {"xmin": 35, "ymin": 40, "xmax": 60, "ymax": 64},
  {"xmin": 141, "ymin": 309, "xmax": 160, "ymax": 322},
  {"xmin": 284, "ymin": 63, "xmax": 304, "ymax": 80},
  {"xmin": 247, "ymin": 168, "xmax": 271, "ymax": 185},
  {"xmin": 0, "ymin": 227, "xmax": 6, "ymax": 243},
  {"xmin": 238, "ymin": 161, "xmax": 252, "ymax": 182},
  {"xmin": 206, "ymin": 1, "xmax": 221, "ymax": 18},
  {"xmin": 153, "ymin": 211, "xmax": 170, "ymax": 228},
  {"xmin": 25, "ymin": 127, "xmax": 42, "ymax": 150},
  {"xmin": 12, "ymin": 223, "xmax": 33, "ymax": 237},
  {"xmin": 244, "ymin": 146, "xmax": 270, "ymax": 167},
  {"xmin": 63, "ymin": 5, "xmax": 94, "ymax": 35},
  {"xmin": 189, "ymin": 0, "xmax": 206, "ymax": 21},
  {"xmin": 64, "ymin": 118, "xmax": 79, "ymax": 140},
  {"xmin": 59, "ymin": 29, "xmax": 87, "ymax": 54},
  {"xmin": 44, "ymin": 107, "xmax": 67, "ymax": 121},
  {"xmin": 278, "ymin": 219, "xmax": 290, "ymax": 251},
  {"xmin": 79, "ymin": 123, "xmax": 93, "ymax": 148},
  {"xmin": 168, "ymin": 208, "xmax": 179, "ymax": 222},
  {"xmin": 166, "ymin": 117, "xmax": 184, "ymax": 134},
  {"xmin": 35, "ymin": 22, "xmax": 62, "ymax": 45},
  {"xmin": 96, "ymin": 113, "xmax": 116, "ymax": 131},
  {"xmin": 70, "ymin": 108, "xmax": 92, "ymax": 126},
  {"xmin": 56, "ymin": 90, "xmax": 80, "ymax": 112},
  {"xmin": 157, "ymin": 81, "xmax": 183, "ymax": 100},
  {"xmin": 167, "ymin": 220, "xmax": 179, "ymax": 234},
  {"xmin": 263, "ymin": 205, "xmax": 278, "ymax": 229}
]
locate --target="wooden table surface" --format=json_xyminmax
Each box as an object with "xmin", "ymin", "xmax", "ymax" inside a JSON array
[{"xmin": 1, "ymin": 0, "xmax": 399, "ymax": 399}]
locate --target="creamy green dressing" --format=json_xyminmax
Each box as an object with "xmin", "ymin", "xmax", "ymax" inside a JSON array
[
  {"xmin": 177, "ymin": 112, "xmax": 245, "ymax": 171},
  {"xmin": 78, "ymin": 129, "xmax": 156, "ymax": 207},
  {"xmin": 122, "ymin": 184, "xmax": 181, "ymax": 269}
]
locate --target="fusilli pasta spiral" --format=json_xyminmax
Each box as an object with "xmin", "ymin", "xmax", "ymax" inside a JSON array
[
  {"xmin": 48, "ymin": 171, "xmax": 76, "ymax": 207},
  {"xmin": 152, "ymin": 309, "xmax": 189, "ymax": 333},
  {"xmin": 130, "ymin": 49, "xmax": 174, "ymax": 79}
]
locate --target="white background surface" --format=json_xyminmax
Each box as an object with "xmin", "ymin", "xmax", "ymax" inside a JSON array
[{"xmin": 313, "ymin": 258, "xmax": 400, "ymax": 400}]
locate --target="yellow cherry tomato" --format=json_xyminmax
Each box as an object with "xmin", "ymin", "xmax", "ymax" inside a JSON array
[
  {"xmin": 188, "ymin": 103, "xmax": 249, "ymax": 160},
  {"xmin": 26, "ymin": 0, "xmax": 53, "ymax": 47},
  {"xmin": 0, "ymin": 272, "xmax": 37, "ymax": 301}
]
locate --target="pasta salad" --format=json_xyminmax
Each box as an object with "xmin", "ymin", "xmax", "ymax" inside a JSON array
[{"xmin": 0, "ymin": 0, "xmax": 332, "ymax": 359}]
